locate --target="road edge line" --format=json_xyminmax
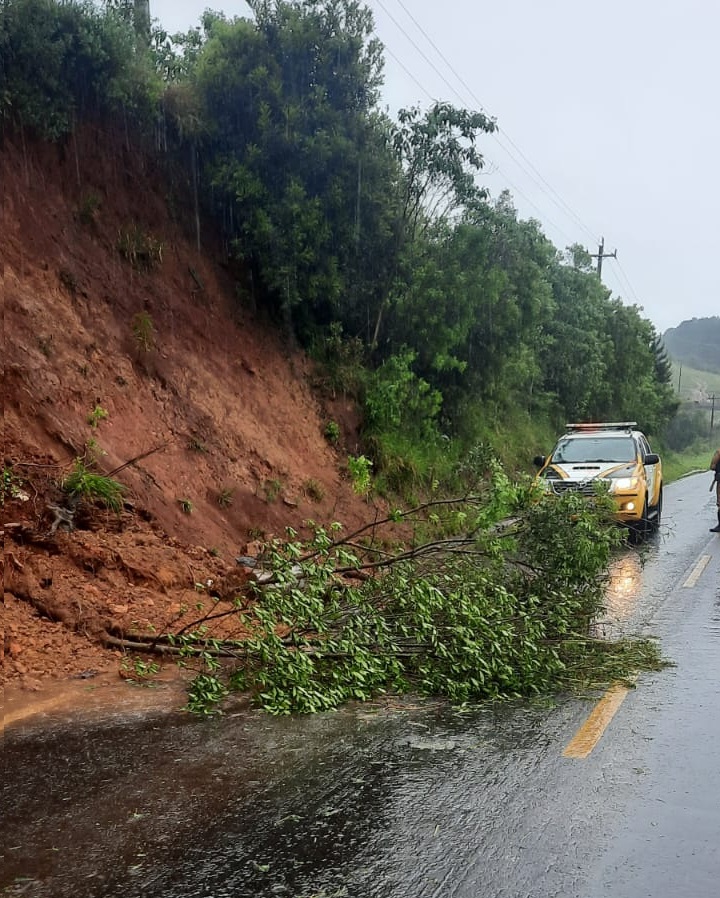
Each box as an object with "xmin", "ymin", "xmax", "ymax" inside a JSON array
[
  {"xmin": 563, "ymin": 682, "xmax": 633, "ymax": 759},
  {"xmin": 682, "ymin": 554, "xmax": 711, "ymax": 589}
]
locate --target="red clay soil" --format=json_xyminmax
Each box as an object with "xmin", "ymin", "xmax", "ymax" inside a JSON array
[{"xmin": 1, "ymin": 125, "xmax": 376, "ymax": 702}]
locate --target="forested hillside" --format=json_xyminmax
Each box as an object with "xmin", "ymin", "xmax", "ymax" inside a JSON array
[
  {"xmin": 663, "ymin": 317, "xmax": 720, "ymax": 374},
  {"xmin": 1, "ymin": 0, "xmax": 679, "ymax": 494},
  {"xmin": 1, "ymin": 0, "xmax": 674, "ymax": 710}
]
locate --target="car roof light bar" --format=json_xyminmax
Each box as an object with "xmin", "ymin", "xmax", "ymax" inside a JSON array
[{"xmin": 565, "ymin": 422, "xmax": 637, "ymax": 433}]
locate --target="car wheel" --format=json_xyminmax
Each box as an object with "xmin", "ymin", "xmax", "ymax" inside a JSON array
[
  {"xmin": 628, "ymin": 499, "xmax": 651, "ymax": 545},
  {"xmin": 650, "ymin": 487, "xmax": 663, "ymax": 531}
]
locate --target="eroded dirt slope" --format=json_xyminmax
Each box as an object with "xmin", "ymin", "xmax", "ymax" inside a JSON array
[{"xmin": 1, "ymin": 126, "xmax": 370, "ymax": 693}]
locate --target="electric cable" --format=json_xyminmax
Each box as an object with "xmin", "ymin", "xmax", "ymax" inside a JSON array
[
  {"xmin": 377, "ymin": 0, "xmax": 602, "ymax": 246},
  {"xmin": 377, "ymin": 0, "xmax": 665, "ymax": 316},
  {"xmin": 374, "ymin": 2, "xmax": 578, "ymax": 245}
]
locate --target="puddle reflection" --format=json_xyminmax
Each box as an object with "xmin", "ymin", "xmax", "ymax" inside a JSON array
[
  {"xmin": 593, "ymin": 550, "xmax": 651, "ymax": 638},
  {"xmin": 605, "ymin": 553, "xmax": 644, "ymax": 621}
]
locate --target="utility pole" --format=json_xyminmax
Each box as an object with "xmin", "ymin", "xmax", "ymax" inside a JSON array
[
  {"xmin": 590, "ymin": 237, "xmax": 617, "ymax": 280},
  {"xmin": 711, "ymin": 394, "xmax": 716, "ymax": 433}
]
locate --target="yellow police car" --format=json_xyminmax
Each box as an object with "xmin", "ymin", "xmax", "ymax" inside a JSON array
[{"xmin": 533, "ymin": 422, "xmax": 663, "ymax": 539}]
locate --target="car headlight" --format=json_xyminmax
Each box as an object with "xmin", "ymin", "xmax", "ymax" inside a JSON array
[{"xmin": 610, "ymin": 476, "xmax": 639, "ymax": 492}]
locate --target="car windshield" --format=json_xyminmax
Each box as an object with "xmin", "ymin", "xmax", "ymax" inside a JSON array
[{"xmin": 552, "ymin": 435, "xmax": 636, "ymax": 464}]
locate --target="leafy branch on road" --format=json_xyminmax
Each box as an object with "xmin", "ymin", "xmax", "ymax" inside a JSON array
[{"xmin": 169, "ymin": 459, "xmax": 667, "ymax": 714}]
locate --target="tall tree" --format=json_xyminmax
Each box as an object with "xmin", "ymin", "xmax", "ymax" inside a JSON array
[
  {"xmin": 134, "ymin": 1, "xmax": 151, "ymax": 43},
  {"xmin": 194, "ymin": 0, "xmax": 389, "ymax": 332},
  {"xmin": 369, "ymin": 101, "xmax": 496, "ymax": 349},
  {"xmin": 541, "ymin": 254, "xmax": 613, "ymax": 421},
  {"xmin": 3, "ymin": 0, "xmax": 145, "ymax": 139},
  {"xmin": 390, "ymin": 102, "xmax": 496, "ymax": 244}
]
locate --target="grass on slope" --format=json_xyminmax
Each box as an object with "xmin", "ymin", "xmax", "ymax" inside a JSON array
[{"xmin": 671, "ymin": 362, "xmax": 720, "ymax": 402}]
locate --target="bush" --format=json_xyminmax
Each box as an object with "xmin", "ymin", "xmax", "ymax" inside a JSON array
[
  {"xmin": 662, "ymin": 408, "xmax": 711, "ymax": 451},
  {"xmin": 118, "ymin": 225, "xmax": 163, "ymax": 271},
  {"xmin": 363, "ymin": 349, "xmax": 442, "ymax": 441},
  {"xmin": 323, "ymin": 420, "xmax": 340, "ymax": 444},
  {"xmin": 347, "ymin": 455, "xmax": 373, "ymax": 496},
  {"xmin": 310, "ymin": 323, "xmax": 366, "ymax": 399},
  {"xmin": 2, "ymin": 466, "xmax": 26, "ymax": 506},
  {"xmin": 366, "ymin": 431, "xmax": 436, "ymax": 497},
  {"xmin": 63, "ymin": 459, "xmax": 125, "ymax": 511},
  {"xmin": 217, "ymin": 487, "xmax": 234, "ymax": 508}
]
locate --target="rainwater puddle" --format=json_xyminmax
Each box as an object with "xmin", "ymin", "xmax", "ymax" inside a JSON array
[{"xmin": 1, "ymin": 696, "xmax": 577, "ymax": 898}]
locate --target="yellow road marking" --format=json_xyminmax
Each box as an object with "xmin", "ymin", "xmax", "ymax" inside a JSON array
[
  {"xmin": 563, "ymin": 683, "xmax": 633, "ymax": 759},
  {"xmin": 683, "ymin": 555, "xmax": 711, "ymax": 589}
]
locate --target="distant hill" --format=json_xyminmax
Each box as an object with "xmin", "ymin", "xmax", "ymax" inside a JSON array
[{"xmin": 663, "ymin": 317, "xmax": 720, "ymax": 374}]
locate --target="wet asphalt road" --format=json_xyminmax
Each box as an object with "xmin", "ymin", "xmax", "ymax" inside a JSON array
[{"xmin": 2, "ymin": 473, "xmax": 718, "ymax": 898}]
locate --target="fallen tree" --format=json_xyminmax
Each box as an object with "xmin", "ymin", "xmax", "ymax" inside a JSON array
[{"xmin": 157, "ymin": 458, "xmax": 667, "ymax": 714}]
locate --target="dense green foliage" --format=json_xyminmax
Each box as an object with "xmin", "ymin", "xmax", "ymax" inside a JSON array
[
  {"xmin": 663, "ymin": 406, "xmax": 714, "ymax": 452},
  {"xmin": 2, "ymin": 0, "xmax": 679, "ymax": 487},
  {"xmin": 178, "ymin": 462, "xmax": 664, "ymax": 714},
  {"xmin": 1, "ymin": 0, "xmax": 157, "ymax": 139}
]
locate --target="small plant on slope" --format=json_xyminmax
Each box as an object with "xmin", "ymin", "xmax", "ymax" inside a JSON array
[
  {"xmin": 323, "ymin": 421, "xmax": 340, "ymax": 444},
  {"xmin": 302, "ymin": 479, "xmax": 325, "ymax": 502},
  {"xmin": 77, "ymin": 191, "xmax": 101, "ymax": 227},
  {"xmin": 217, "ymin": 487, "xmax": 234, "ymax": 509},
  {"xmin": 132, "ymin": 311, "xmax": 155, "ymax": 352},
  {"xmin": 2, "ymin": 467, "xmax": 26, "ymax": 506},
  {"xmin": 63, "ymin": 460, "xmax": 125, "ymax": 512},
  {"xmin": 117, "ymin": 224, "xmax": 163, "ymax": 271},
  {"xmin": 347, "ymin": 454, "xmax": 373, "ymax": 496},
  {"xmin": 87, "ymin": 404, "xmax": 109, "ymax": 428}
]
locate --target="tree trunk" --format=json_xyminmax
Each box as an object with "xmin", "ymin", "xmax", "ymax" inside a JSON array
[{"xmin": 134, "ymin": 0, "xmax": 151, "ymax": 44}]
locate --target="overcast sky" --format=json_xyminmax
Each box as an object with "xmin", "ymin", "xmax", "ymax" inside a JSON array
[{"xmin": 150, "ymin": 0, "xmax": 718, "ymax": 336}]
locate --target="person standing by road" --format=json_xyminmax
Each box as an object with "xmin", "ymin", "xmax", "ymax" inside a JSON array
[{"xmin": 710, "ymin": 447, "xmax": 720, "ymax": 532}]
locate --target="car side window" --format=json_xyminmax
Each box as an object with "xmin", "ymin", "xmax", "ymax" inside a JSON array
[{"xmin": 639, "ymin": 436, "xmax": 651, "ymax": 457}]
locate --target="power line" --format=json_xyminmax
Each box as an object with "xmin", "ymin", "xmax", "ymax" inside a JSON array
[
  {"xmin": 604, "ymin": 265, "xmax": 628, "ymax": 299},
  {"xmin": 615, "ymin": 258, "xmax": 643, "ymax": 307},
  {"xmin": 382, "ymin": 44, "xmax": 436, "ymax": 103},
  {"xmin": 383, "ymin": 0, "xmax": 601, "ymax": 246},
  {"xmin": 494, "ymin": 167, "xmax": 577, "ymax": 246},
  {"xmin": 374, "ymin": 0, "xmax": 474, "ymax": 109},
  {"xmin": 374, "ymin": 1, "xmax": 576, "ymax": 244},
  {"xmin": 373, "ymin": 0, "xmax": 652, "ymax": 301},
  {"xmin": 604, "ymin": 257, "xmax": 644, "ymax": 310}
]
